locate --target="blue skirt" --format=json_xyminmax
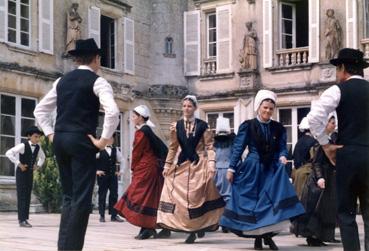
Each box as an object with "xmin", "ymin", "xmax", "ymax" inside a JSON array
[
  {"xmin": 214, "ymin": 168, "xmax": 231, "ymax": 203},
  {"xmin": 220, "ymin": 154, "xmax": 304, "ymax": 234}
]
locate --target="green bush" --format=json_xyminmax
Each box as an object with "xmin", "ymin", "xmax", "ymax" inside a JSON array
[{"xmin": 33, "ymin": 137, "xmax": 62, "ymax": 213}]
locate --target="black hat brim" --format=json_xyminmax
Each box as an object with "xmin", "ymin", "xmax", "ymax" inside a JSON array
[
  {"xmin": 330, "ymin": 58, "xmax": 369, "ymax": 68},
  {"xmin": 68, "ymin": 48, "xmax": 102, "ymax": 56},
  {"xmin": 25, "ymin": 128, "xmax": 43, "ymax": 136}
]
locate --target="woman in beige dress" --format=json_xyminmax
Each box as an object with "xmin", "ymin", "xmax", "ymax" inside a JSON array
[{"xmin": 157, "ymin": 95, "xmax": 225, "ymax": 244}]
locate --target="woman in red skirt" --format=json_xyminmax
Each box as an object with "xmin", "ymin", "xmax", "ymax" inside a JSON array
[{"xmin": 115, "ymin": 105, "xmax": 168, "ymax": 239}]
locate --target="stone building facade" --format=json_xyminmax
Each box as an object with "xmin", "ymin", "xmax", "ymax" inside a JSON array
[{"xmin": 0, "ymin": 0, "xmax": 368, "ymax": 210}]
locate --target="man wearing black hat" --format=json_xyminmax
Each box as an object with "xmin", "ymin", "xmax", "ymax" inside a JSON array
[
  {"xmin": 307, "ymin": 48, "xmax": 369, "ymax": 251},
  {"xmin": 5, "ymin": 126, "xmax": 45, "ymax": 227},
  {"xmin": 34, "ymin": 38, "xmax": 119, "ymax": 251}
]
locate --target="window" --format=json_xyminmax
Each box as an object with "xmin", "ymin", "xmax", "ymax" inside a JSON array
[
  {"xmin": 365, "ymin": 0, "xmax": 369, "ymax": 38},
  {"xmin": 0, "ymin": 94, "xmax": 36, "ymax": 176},
  {"xmin": 206, "ymin": 111, "xmax": 234, "ymax": 132},
  {"xmin": 277, "ymin": 107, "xmax": 310, "ymax": 164},
  {"xmin": 7, "ymin": 0, "xmax": 31, "ymax": 47},
  {"xmin": 100, "ymin": 15, "xmax": 115, "ymax": 69},
  {"xmin": 207, "ymin": 12, "xmax": 216, "ymax": 58},
  {"xmin": 165, "ymin": 36, "xmax": 173, "ymax": 55}
]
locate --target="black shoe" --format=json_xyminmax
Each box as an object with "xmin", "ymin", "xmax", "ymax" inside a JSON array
[
  {"xmin": 111, "ymin": 216, "xmax": 124, "ymax": 222},
  {"xmin": 19, "ymin": 221, "xmax": 32, "ymax": 228},
  {"xmin": 134, "ymin": 228, "xmax": 144, "ymax": 239},
  {"xmin": 306, "ymin": 237, "xmax": 326, "ymax": 247},
  {"xmin": 328, "ymin": 238, "xmax": 341, "ymax": 243},
  {"xmin": 254, "ymin": 237, "xmax": 263, "ymax": 250},
  {"xmin": 197, "ymin": 231, "xmax": 205, "ymax": 238},
  {"xmin": 221, "ymin": 226, "xmax": 229, "ymax": 233},
  {"xmin": 135, "ymin": 229, "xmax": 156, "ymax": 240},
  {"xmin": 156, "ymin": 229, "xmax": 171, "ymax": 239},
  {"xmin": 99, "ymin": 216, "xmax": 105, "ymax": 222},
  {"xmin": 185, "ymin": 233, "xmax": 197, "ymax": 244},
  {"xmin": 264, "ymin": 237, "xmax": 278, "ymax": 250}
]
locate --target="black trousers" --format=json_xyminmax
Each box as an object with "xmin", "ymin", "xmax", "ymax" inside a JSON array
[
  {"xmin": 97, "ymin": 174, "xmax": 118, "ymax": 218},
  {"xmin": 54, "ymin": 132, "xmax": 98, "ymax": 251},
  {"xmin": 16, "ymin": 167, "xmax": 33, "ymax": 222},
  {"xmin": 336, "ymin": 145, "xmax": 369, "ymax": 251}
]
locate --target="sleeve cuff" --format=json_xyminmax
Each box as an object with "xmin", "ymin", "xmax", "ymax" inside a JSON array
[
  {"xmin": 316, "ymin": 133, "xmax": 330, "ymax": 145},
  {"xmin": 227, "ymin": 168, "xmax": 235, "ymax": 173}
]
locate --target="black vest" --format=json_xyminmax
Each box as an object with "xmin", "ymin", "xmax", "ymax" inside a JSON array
[
  {"xmin": 55, "ymin": 69, "xmax": 100, "ymax": 135},
  {"xmin": 97, "ymin": 148, "xmax": 117, "ymax": 175},
  {"xmin": 19, "ymin": 141, "xmax": 40, "ymax": 170},
  {"xmin": 336, "ymin": 78, "xmax": 369, "ymax": 146}
]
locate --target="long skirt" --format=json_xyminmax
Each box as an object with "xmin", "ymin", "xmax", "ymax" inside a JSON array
[
  {"xmin": 214, "ymin": 168, "xmax": 232, "ymax": 203},
  {"xmin": 115, "ymin": 159, "xmax": 163, "ymax": 229},
  {"xmin": 157, "ymin": 158, "xmax": 225, "ymax": 232}
]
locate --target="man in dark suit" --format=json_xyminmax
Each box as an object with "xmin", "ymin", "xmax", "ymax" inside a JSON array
[
  {"xmin": 307, "ymin": 48, "xmax": 369, "ymax": 251},
  {"xmin": 34, "ymin": 38, "xmax": 119, "ymax": 251}
]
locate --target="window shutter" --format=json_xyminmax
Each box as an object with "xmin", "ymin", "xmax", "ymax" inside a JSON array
[
  {"xmin": 88, "ymin": 6, "xmax": 100, "ymax": 47},
  {"xmin": 0, "ymin": 0, "xmax": 7, "ymax": 42},
  {"xmin": 346, "ymin": 0, "xmax": 358, "ymax": 48},
  {"xmin": 262, "ymin": 0, "xmax": 273, "ymax": 68},
  {"xmin": 216, "ymin": 5, "xmax": 232, "ymax": 73},
  {"xmin": 308, "ymin": 0, "xmax": 320, "ymax": 63},
  {"xmin": 124, "ymin": 17, "xmax": 135, "ymax": 75},
  {"xmin": 184, "ymin": 10, "xmax": 200, "ymax": 76},
  {"xmin": 39, "ymin": 0, "xmax": 54, "ymax": 54},
  {"xmin": 233, "ymin": 99, "xmax": 248, "ymax": 134}
]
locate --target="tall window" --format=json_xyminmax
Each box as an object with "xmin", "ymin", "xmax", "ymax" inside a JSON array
[
  {"xmin": 165, "ymin": 36, "xmax": 173, "ymax": 55},
  {"xmin": 100, "ymin": 15, "xmax": 115, "ymax": 69},
  {"xmin": 207, "ymin": 12, "xmax": 216, "ymax": 58},
  {"xmin": 0, "ymin": 94, "xmax": 36, "ymax": 176},
  {"xmin": 7, "ymin": 0, "xmax": 31, "ymax": 47},
  {"xmin": 206, "ymin": 111, "xmax": 234, "ymax": 132}
]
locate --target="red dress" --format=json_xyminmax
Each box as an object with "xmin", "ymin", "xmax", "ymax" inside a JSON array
[{"xmin": 114, "ymin": 130, "xmax": 164, "ymax": 229}]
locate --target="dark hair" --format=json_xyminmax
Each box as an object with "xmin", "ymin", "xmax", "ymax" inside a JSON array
[
  {"xmin": 261, "ymin": 98, "xmax": 276, "ymax": 105},
  {"xmin": 133, "ymin": 111, "xmax": 149, "ymax": 121},
  {"xmin": 338, "ymin": 63, "xmax": 364, "ymax": 77},
  {"xmin": 183, "ymin": 98, "xmax": 197, "ymax": 107},
  {"xmin": 73, "ymin": 54, "xmax": 97, "ymax": 65}
]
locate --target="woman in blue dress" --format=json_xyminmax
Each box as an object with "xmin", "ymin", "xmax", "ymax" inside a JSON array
[{"xmin": 220, "ymin": 90, "xmax": 305, "ymax": 250}]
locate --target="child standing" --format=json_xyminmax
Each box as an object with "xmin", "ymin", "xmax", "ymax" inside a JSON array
[
  {"xmin": 5, "ymin": 126, "xmax": 45, "ymax": 227},
  {"xmin": 96, "ymin": 136, "xmax": 124, "ymax": 222}
]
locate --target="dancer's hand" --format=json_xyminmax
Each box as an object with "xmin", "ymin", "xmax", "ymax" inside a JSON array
[
  {"xmin": 96, "ymin": 170, "xmax": 105, "ymax": 176},
  {"xmin": 279, "ymin": 156, "xmax": 287, "ymax": 165},
  {"xmin": 88, "ymin": 135, "xmax": 109, "ymax": 150},
  {"xmin": 226, "ymin": 170, "xmax": 234, "ymax": 184},
  {"xmin": 162, "ymin": 168, "xmax": 169, "ymax": 177},
  {"xmin": 18, "ymin": 163, "xmax": 28, "ymax": 172},
  {"xmin": 317, "ymin": 178, "xmax": 325, "ymax": 189},
  {"xmin": 322, "ymin": 144, "xmax": 343, "ymax": 166},
  {"xmin": 47, "ymin": 133, "xmax": 54, "ymax": 143},
  {"xmin": 208, "ymin": 161, "xmax": 216, "ymax": 178}
]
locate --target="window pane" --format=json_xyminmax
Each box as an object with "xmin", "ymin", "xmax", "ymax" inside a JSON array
[
  {"xmin": 0, "ymin": 156, "xmax": 15, "ymax": 176},
  {"xmin": 208, "ymin": 14, "xmax": 216, "ymax": 28},
  {"xmin": 297, "ymin": 107, "xmax": 310, "ymax": 124},
  {"xmin": 209, "ymin": 43, "xmax": 216, "ymax": 57},
  {"xmin": 20, "ymin": 18, "xmax": 29, "ymax": 32},
  {"xmin": 1, "ymin": 95, "xmax": 16, "ymax": 115},
  {"xmin": 0, "ymin": 136, "xmax": 15, "ymax": 155},
  {"xmin": 282, "ymin": 20, "xmax": 292, "ymax": 35},
  {"xmin": 209, "ymin": 29, "xmax": 216, "ymax": 43},
  {"xmin": 0, "ymin": 115, "xmax": 15, "ymax": 135},
  {"xmin": 20, "ymin": 4, "xmax": 29, "ymax": 18},
  {"xmin": 8, "ymin": 14, "xmax": 16, "ymax": 29},
  {"xmin": 21, "ymin": 98, "xmax": 36, "ymax": 117},
  {"xmin": 8, "ymin": 1, "xmax": 16, "ymax": 15},
  {"xmin": 207, "ymin": 114, "xmax": 218, "ymax": 129},
  {"xmin": 282, "ymin": 4, "xmax": 293, "ymax": 19},
  {"xmin": 21, "ymin": 0, "xmax": 29, "ymax": 4},
  {"xmin": 223, "ymin": 112, "xmax": 234, "ymax": 130},
  {"xmin": 285, "ymin": 126, "xmax": 292, "ymax": 142},
  {"xmin": 21, "ymin": 118, "xmax": 35, "ymax": 137},
  {"xmin": 282, "ymin": 35, "xmax": 293, "ymax": 49},
  {"xmin": 8, "ymin": 29, "xmax": 16, "ymax": 43},
  {"xmin": 279, "ymin": 109, "xmax": 291, "ymax": 125},
  {"xmin": 20, "ymin": 32, "xmax": 29, "ymax": 46}
]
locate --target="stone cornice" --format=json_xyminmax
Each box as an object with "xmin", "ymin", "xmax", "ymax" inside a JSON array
[
  {"xmin": 0, "ymin": 61, "xmax": 63, "ymax": 81},
  {"xmin": 100, "ymin": 0, "xmax": 132, "ymax": 12}
]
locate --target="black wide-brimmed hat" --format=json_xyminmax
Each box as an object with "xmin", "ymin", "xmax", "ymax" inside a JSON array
[
  {"xmin": 25, "ymin": 126, "xmax": 43, "ymax": 136},
  {"xmin": 68, "ymin": 38, "xmax": 102, "ymax": 56},
  {"xmin": 330, "ymin": 48, "xmax": 369, "ymax": 68}
]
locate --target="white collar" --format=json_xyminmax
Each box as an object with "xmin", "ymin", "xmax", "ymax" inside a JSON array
[
  {"xmin": 78, "ymin": 65, "xmax": 94, "ymax": 72},
  {"xmin": 183, "ymin": 116, "xmax": 195, "ymax": 123},
  {"xmin": 347, "ymin": 75, "xmax": 364, "ymax": 80},
  {"xmin": 29, "ymin": 141, "xmax": 37, "ymax": 146},
  {"xmin": 256, "ymin": 115, "xmax": 271, "ymax": 124},
  {"xmin": 135, "ymin": 123, "xmax": 146, "ymax": 130}
]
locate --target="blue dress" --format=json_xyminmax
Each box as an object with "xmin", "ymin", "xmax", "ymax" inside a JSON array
[{"xmin": 220, "ymin": 118, "xmax": 305, "ymax": 236}]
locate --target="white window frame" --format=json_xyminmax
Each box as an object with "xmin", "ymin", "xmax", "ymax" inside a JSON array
[
  {"xmin": 206, "ymin": 12, "xmax": 216, "ymax": 59},
  {"xmin": 0, "ymin": 93, "xmax": 37, "ymax": 178},
  {"xmin": 279, "ymin": 2, "xmax": 296, "ymax": 49},
  {"xmin": 206, "ymin": 111, "xmax": 234, "ymax": 132},
  {"xmin": 6, "ymin": 0, "xmax": 32, "ymax": 49},
  {"xmin": 100, "ymin": 14, "xmax": 117, "ymax": 70}
]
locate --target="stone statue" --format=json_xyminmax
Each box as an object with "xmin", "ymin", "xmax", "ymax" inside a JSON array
[
  {"xmin": 65, "ymin": 3, "xmax": 82, "ymax": 55},
  {"xmin": 239, "ymin": 22, "xmax": 257, "ymax": 70},
  {"xmin": 324, "ymin": 9, "xmax": 342, "ymax": 60}
]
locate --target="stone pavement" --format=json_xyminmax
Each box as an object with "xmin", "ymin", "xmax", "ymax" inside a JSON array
[{"xmin": 0, "ymin": 212, "xmax": 365, "ymax": 251}]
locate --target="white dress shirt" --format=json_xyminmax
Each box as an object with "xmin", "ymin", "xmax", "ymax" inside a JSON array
[
  {"xmin": 307, "ymin": 75, "xmax": 364, "ymax": 145},
  {"xmin": 34, "ymin": 65, "xmax": 120, "ymax": 139},
  {"xmin": 5, "ymin": 141, "xmax": 46, "ymax": 167}
]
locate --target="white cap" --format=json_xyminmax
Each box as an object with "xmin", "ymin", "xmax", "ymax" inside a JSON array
[
  {"xmin": 328, "ymin": 111, "xmax": 338, "ymax": 130},
  {"xmin": 299, "ymin": 117, "xmax": 310, "ymax": 132},
  {"xmin": 254, "ymin": 90, "xmax": 277, "ymax": 112},
  {"xmin": 133, "ymin": 105, "xmax": 155, "ymax": 127},
  {"xmin": 183, "ymin": 95, "xmax": 198, "ymax": 106},
  {"xmin": 216, "ymin": 117, "xmax": 231, "ymax": 135}
]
